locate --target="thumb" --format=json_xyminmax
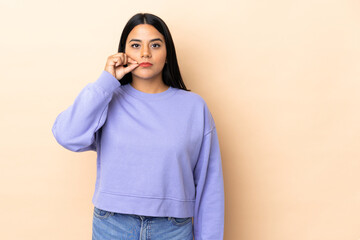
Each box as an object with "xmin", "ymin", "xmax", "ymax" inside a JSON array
[{"xmin": 123, "ymin": 63, "xmax": 139, "ymax": 75}]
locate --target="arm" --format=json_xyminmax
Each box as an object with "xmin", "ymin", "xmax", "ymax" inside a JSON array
[
  {"xmin": 193, "ymin": 117, "xmax": 225, "ymax": 239},
  {"xmin": 52, "ymin": 70, "xmax": 120, "ymax": 152}
]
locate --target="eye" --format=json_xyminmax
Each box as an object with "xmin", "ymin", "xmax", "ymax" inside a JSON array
[
  {"xmin": 131, "ymin": 43, "xmax": 140, "ymax": 48},
  {"xmin": 152, "ymin": 43, "xmax": 161, "ymax": 48}
]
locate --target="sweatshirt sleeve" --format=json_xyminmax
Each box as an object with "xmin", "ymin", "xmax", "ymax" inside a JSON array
[
  {"xmin": 52, "ymin": 70, "xmax": 120, "ymax": 152},
  {"xmin": 193, "ymin": 108, "xmax": 225, "ymax": 240}
]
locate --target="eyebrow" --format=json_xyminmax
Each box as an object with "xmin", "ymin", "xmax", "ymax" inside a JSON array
[{"xmin": 128, "ymin": 38, "xmax": 163, "ymax": 43}]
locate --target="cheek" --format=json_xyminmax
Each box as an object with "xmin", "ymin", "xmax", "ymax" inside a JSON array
[
  {"xmin": 162, "ymin": 51, "xmax": 167, "ymax": 62},
  {"xmin": 158, "ymin": 52, "xmax": 167, "ymax": 63},
  {"xmin": 125, "ymin": 51, "xmax": 134, "ymax": 59},
  {"xmin": 125, "ymin": 47, "xmax": 136, "ymax": 58}
]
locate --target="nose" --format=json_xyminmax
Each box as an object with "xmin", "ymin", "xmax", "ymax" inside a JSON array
[{"xmin": 141, "ymin": 45, "xmax": 151, "ymax": 58}]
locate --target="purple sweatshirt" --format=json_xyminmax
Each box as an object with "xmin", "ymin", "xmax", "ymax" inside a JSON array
[{"xmin": 52, "ymin": 70, "xmax": 225, "ymax": 239}]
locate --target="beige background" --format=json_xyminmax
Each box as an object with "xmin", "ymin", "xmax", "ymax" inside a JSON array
[{"xmin": 1, "ymin": 0, "xmax": 360, "ymax": 239}]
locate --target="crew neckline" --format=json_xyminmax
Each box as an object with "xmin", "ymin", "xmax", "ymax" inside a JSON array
[{"xmin": 121, "ymin": 83, "xmax": 177, "ymax": 100}]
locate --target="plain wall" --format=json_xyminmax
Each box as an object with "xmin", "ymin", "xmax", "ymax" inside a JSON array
[{"xmin": 1, "ymin": 0, "xmax": 360, "ymax": 239}]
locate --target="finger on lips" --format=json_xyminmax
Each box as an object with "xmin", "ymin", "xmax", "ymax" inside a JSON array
[
  {"xmin": 112, "ymin": 53, "xmax": 138, "ymax": 67},
  {"xmin": 127, "ymin": 57, "xmax": 138, "ymax": 64}
]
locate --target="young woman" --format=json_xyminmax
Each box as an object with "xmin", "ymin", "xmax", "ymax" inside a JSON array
[{"xmin": 52, "ymin": 13, "xmax": 224, "ymax": 240}]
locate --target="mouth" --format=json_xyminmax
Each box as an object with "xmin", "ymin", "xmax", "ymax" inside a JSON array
[{"xmin": 139, "ymin": 62, "xmax": 153, "ymax": 67}]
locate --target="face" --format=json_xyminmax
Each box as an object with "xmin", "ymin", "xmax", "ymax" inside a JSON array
[{"xmin": 125, "ymin": 24, "xmax": 167, "ymax": 82}]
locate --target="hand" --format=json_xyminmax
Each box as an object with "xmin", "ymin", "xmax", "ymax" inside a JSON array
[{"xmin": 104, "ymin": 53, "xmax": 139, "ymax": 80}]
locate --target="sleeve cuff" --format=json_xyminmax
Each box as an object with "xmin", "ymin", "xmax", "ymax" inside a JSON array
[{"xmin": 93, "ymin": 70, "xmax": 121, "ymax": 93}]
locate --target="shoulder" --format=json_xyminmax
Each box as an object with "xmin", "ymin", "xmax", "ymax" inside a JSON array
[
  {"xmin": 175, "ymin": 88, "xmax": 207, "ymax": 106},
  {"xmin": 176, "ymin": 88, "xmax": 215, "ymax": 133}
]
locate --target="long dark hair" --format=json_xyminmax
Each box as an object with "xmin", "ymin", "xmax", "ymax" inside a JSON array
[{"xmin": 118, "ymin": 13, "xmax": 190, "ymax": 91}]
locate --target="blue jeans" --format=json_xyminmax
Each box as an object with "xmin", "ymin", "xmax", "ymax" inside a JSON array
[{"xmin": 92, "ymin": 206, "xmax": 194, "ymax": 240}]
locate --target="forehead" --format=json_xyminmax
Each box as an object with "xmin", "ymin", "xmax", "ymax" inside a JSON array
[{"xmin": 127, "ymin": 24, "xmax": 164, "ymax": 41}]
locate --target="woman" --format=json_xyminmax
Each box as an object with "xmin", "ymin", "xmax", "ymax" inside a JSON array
[{"xmin": 52, "ymin": 13, "xmax": 224, "ymax": 240}]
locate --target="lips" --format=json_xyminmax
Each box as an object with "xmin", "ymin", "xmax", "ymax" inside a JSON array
[{"xmin": 139, "ymin": 62, "xmax": 153, "ymax": 67}]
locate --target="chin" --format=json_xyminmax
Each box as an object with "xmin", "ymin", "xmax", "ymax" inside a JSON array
[
  {"xmin": 131, "ymin": 71, "xmax": 162, "ymax": 81},
  {"xmin": 132, "ymin": 74, "xmax": 154, "ymax": 80}
]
